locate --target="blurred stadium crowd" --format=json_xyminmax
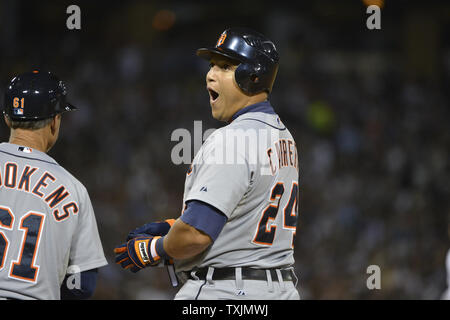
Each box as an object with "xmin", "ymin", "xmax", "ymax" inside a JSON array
[{"xmin": 0, "ymin": 1, "xmax": 449, "ymax": 299}]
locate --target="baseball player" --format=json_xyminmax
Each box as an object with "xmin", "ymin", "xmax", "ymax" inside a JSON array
[
  {"xmin": 115, "ymin": 27, "xmax": 300, "ymax": 300},
  {"xmin": 0, "ymin": 71, "xmax": 107, "ymax": 300}
]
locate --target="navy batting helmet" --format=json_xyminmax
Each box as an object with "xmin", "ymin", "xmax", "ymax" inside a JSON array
[
  {"xmin": 197, "ymin": 27, "xmax": 279, "ymax": 95},
  {"xmin": 3, "ymin": 71, "xmax": 77, "ymax": 121}
]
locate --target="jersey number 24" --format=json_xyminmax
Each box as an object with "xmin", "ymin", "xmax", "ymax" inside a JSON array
[{"xmin": 253, "ymin": 182, "xmax": 298, "ymax": 248}]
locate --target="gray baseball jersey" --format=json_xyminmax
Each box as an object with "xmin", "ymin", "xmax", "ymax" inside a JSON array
[
  {"xmin": 175, "ymin": 102, "xmax": 299, "ymax": 274},
  {"xmin": 0, "ymin": 143, "xmax": 107, "ymax": 300}
]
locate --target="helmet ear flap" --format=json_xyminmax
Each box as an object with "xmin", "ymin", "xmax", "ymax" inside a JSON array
[{"xmin": 235, "ymin": 62, "xmax": 266, "ymax": 95}]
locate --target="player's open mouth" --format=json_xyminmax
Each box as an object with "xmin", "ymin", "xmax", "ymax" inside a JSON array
[{"xmin": 208, "ymin": 88, "xmax": 219, "ymax": 102}]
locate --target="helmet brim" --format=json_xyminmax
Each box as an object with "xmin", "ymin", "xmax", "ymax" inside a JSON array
[{"xmin": 196, "ymin": 47, "xmax": 244, "ymax": 64}]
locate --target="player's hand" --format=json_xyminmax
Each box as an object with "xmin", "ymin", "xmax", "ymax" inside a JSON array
[
  {"xmin": 126, "ymin": 219, "xmax": 176, "ymax": 240},
  {"xmin": 114, "ymin": 236, "xmax": 163, "ymax": 273}
]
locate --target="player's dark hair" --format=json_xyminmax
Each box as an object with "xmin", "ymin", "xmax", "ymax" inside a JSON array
[{"xmin": 6, "ymin": 115, "xmax": 53, "ymax": 130}]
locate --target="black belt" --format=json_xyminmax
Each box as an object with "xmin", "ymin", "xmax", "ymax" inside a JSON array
[{"xmin": 187, "ymin": 267, "xmax": 294, "ymax": 282}]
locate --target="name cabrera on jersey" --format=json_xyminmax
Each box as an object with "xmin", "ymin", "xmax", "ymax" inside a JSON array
[
  {"xmin": 0, "ymin": 143, "xmax": 107, "ymax": 300},
  {"xmin": 176, "ymin": 109, "xmax": 299, "ymax": 273}
]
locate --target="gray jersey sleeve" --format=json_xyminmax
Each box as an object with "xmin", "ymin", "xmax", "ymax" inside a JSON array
[
  {"xmin": 67, "ymin": 186, "xmax": 107, "ymax": 274},
  {"xmin": 184, "ymin": 130, "xmax": 251, "ymax": 217}
]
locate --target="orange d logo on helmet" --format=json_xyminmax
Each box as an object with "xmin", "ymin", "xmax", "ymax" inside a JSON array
[{"xmin": 216, "ymin": 32, "xmax": 227, "ymax": 47}]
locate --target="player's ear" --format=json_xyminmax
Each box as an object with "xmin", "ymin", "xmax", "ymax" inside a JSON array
[{"xmin": 49, "ymin": 114, "xmax": 61, "ymax": 135}]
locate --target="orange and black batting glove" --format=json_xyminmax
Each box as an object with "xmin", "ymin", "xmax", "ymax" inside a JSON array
[{"xmin": 114, "ymin": 236, "xmax": 170, "ymax": 273}]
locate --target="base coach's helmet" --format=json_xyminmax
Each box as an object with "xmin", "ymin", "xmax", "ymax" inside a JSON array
[
  {"xmin": 3, "ymin": 71, "xmax": 77, "ymax": 121},
  {"xmin": 197, "ymin": 27, "xmax": 280, "ymax": 95}
]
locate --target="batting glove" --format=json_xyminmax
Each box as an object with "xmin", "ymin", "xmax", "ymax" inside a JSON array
[
  {"xmin": 127, "ymin": 219, "xmax": 176, "ymax": 240},
  {"xmin": 114, "ymin": 236, "xmax": 169, "ymax": 273}
]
